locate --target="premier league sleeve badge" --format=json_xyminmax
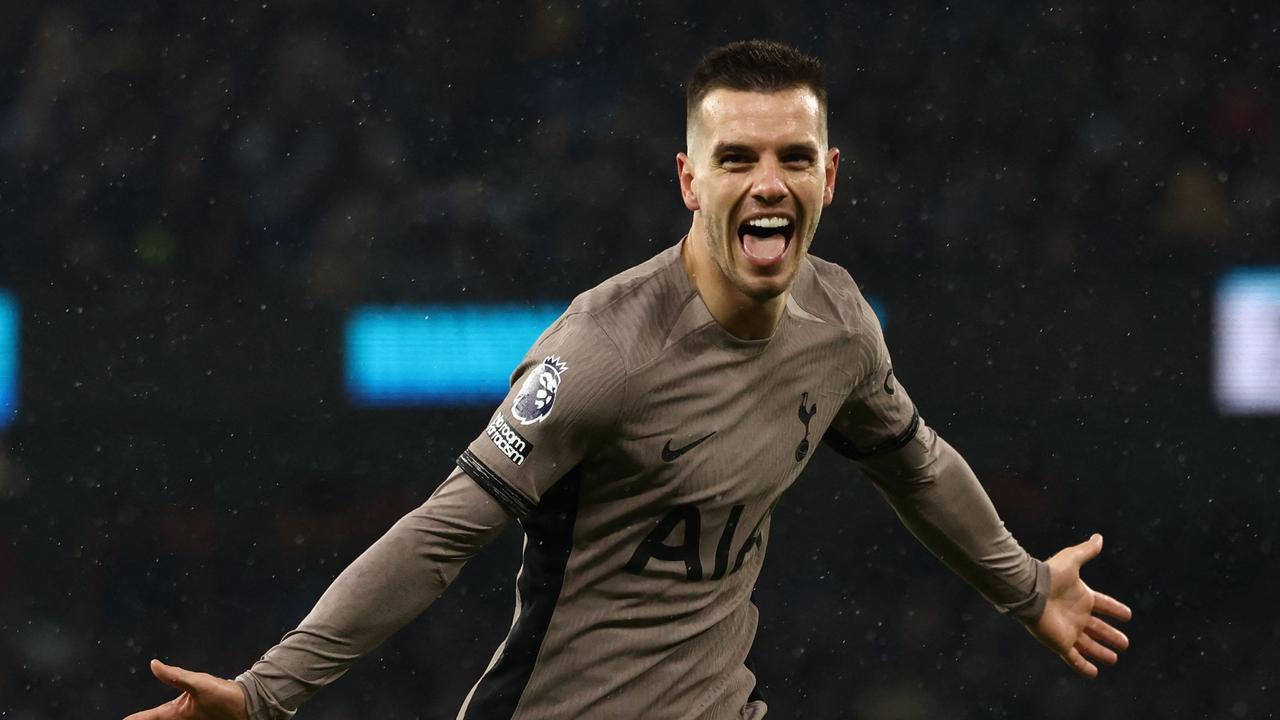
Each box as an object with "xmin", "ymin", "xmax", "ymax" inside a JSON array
[{"xmin": 511, "ymin": 355, "xmax": 569, "ymax": 425}]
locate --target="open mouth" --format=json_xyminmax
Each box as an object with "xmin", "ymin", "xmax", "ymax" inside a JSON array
[{"xmin": 737, "ymin": 216, "xmax": 795, "ymax": 267}]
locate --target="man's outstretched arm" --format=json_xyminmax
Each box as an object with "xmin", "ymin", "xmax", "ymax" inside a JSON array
[
  {"xmin": 126, "ymin": 305, "xmax": 622, "ymax": 720},
  {"xmin": 841, "ymin": 422, "xmax": 1131, "ymax": 677},
  {"xmin": 125, "ymin": 469, "xmax": 511, "ymax": 720}
]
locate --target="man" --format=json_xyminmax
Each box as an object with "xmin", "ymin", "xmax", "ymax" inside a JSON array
[{"xmin": 126, "ymin": 40, "xmax": 1130, "ymax": 720}]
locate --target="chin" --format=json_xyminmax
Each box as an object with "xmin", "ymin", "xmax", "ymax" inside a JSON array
[{"xmin": 734, "ymin": 269, "xmax": 794, "ymax": 301}]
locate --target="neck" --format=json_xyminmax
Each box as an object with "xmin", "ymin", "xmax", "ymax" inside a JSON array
[{"xmin": 680, "ymin": 221, "xmax": 788, "ymax": 341}]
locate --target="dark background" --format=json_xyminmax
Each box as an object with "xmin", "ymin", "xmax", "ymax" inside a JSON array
[{"xmin": 1, "ymin": 2, "xmax": 1278, "ymax": 718}]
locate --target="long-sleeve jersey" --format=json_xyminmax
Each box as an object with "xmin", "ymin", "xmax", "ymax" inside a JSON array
[{"xmin": 236, "ymin": 242, "xmax": 1048, "ymax": 719}]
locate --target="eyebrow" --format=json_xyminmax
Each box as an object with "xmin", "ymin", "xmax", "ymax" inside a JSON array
[
  {"xmin": 778, "ymin": 143, "xmax": 820, "ymax": 157},
  {"xmin": 710, "ymin": 142, "xmax": 820, "ymax": 158},
  {"xmin": 711, "ymin": 143, "xmax": 757, "ymax": 158}
]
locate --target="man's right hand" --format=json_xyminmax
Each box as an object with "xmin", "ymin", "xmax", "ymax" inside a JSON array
[{"xmin": 124, "ymin": 659, "xmax": 248, "ymax": 720}]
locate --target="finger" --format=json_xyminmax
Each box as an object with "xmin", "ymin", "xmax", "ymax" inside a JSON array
[
  {"xmin": 1091, "ymin": 590, "xmax": 1132, "ymax": 621},
  {"xmin": 1071, "ymin": 533, "xmax": 1104, "ymax": 567},
  {"xmin": 1086, "ymin": 616, "xmax": 1130, "ymax": 651},
  {"xmin": 1075, "ymin": 635, "xmax": 1119, "ymax": 666},
  {"xmin": 1063, "ymin": 646, "xmax": 1099, "ymax": 678},
  {"xmin": 151, "ymin": 659, "xmax": 201, "ymax": 695}
]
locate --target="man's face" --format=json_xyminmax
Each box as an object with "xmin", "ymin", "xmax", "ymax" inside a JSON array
[{"xmin": 678, "ymin": 87, "xmax": 839, "ymax": 301}]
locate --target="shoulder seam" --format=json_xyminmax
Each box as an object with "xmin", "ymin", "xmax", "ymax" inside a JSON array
[
  {"xmin": 658, "ymin": 291, "xmax": 711, "ymax": 354},
  {"xmin": 567, "ymin": 310, "xmax": 630, "ymax": 442},
  {"xmin": 576, "ymin": 251, "xmax": 700, "ymax": 377},
  {"xmin": 625, "ymin": 291, "xmax": 712, "ymax": 378},
  {"xmin": 589, "ymin": 253, "xmax": 682, "ymax": 318},
  {"xmin": 803, "ymin": 260, "xmax": 861, "ymax": 340}
]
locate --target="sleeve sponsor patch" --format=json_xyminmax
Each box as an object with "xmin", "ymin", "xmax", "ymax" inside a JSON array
[
  {"xmin": 512, "ymin": 355, "xmax": 568, "ymax": 425},
  {"xmin": 485, "ymin": 412, "xmax": 534, "ymax": 465}
]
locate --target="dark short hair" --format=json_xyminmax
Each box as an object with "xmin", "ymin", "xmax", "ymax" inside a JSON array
[{"xmin": 686, "ymin": 40, "xmax": 827, "ymax": 118}]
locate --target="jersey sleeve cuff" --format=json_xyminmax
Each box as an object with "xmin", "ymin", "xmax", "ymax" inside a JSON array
[
  {"xmin": 456, "ymin": 449, "xmax": 536, "ymax": 520},
  {"xmin": 1001, "ymin": 557, "xmax": 1051, "ymax": 624},
  {"xmin": 235, "ymin": 672, "xmax": 296, "ymax": 720}
]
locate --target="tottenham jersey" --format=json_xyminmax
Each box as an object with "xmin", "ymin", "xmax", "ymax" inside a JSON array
[{"xmin": 454, "ymin": 242, "xmax": 916, "ymax": 719}]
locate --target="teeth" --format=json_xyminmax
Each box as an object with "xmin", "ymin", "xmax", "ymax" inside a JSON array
[{"xmin": 746, "ymin": 216, "xmax": 791, "ymax": 229}]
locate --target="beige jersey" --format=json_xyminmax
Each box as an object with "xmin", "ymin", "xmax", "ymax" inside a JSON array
[
  {"xmin": 237, "ymin": 242, "xmax": 1046, "ymax": 720},
  {"xmin": 453, "ymin": 243, "xmax": 921, "ymax": 719}
]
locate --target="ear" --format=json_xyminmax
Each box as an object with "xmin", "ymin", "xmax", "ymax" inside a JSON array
[
  {"xmin": 676, "ymin": 152, "xmax": 700, "ymax": 212},
  {"xmin": 822, "ymin": 147, "xmax": 840, "ymax": 207}
]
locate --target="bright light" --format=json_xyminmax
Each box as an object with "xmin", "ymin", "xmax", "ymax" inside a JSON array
[
  {"xmin": 345, "ymin": 303, "xmax": 566, "ymax": 406},
  {"xmin": 0, "ymin": 291, "xmax": 16, "ymax": 428},
  {"xmin": 1214, "ymin": 268, "xmax": 1280, "ymax": 415}
]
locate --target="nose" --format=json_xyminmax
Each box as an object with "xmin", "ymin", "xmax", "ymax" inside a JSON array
[{"xmin": 750, "ymin": 156, "xmax": 787, "ymax": 205}]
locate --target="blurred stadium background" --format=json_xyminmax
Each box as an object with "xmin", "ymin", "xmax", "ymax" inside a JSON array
[{"xmin": 1, "ymin": 2, "xmax": 1277, "ymax": 718}]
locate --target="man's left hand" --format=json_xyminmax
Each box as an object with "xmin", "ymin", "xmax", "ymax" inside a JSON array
[{"xmin": 1030, "ymin": 533, "xmax": 1132, "ymax": 678}]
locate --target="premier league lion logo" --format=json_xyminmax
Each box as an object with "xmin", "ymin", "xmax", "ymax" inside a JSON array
[{"xmin": 512, "ymin": 355, "xmax": 568, "ymax": 425}]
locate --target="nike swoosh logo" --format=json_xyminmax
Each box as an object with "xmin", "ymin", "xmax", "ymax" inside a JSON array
[{"xmin": 661, "ymin": 431, "xmax": 717, "ymax": 462}]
